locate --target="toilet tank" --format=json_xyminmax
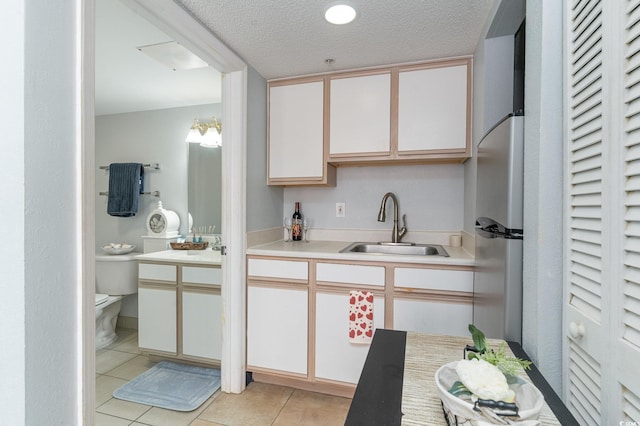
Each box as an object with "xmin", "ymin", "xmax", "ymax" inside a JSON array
[{"xmin": 96, "ymin": 253, "xmax": 139, "ymax": 295}]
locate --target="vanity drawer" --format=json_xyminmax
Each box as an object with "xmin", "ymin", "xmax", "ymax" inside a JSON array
[
  {"xmin": 138, "ymin": 263, "xmax": 177, "ymax": 283},
  {"xmin": 182, "ymin": 266, "xmax": 221, "ymax": 286}
]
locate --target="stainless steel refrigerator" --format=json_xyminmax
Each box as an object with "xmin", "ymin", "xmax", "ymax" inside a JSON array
[{"xmin": 474, "ymin": 113, "xmax": 524, "ymax": 343}]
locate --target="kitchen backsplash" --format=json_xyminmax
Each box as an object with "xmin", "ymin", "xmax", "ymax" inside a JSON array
[{"xmin": 283, "ymin": 163, "xmax": 464, "ymax": 231}]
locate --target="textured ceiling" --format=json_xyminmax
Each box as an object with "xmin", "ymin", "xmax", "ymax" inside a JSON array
[
  {"xmin": 176, "ymin": 0, "xmax": 499, "ymax": 80},
  {"xmin": 96, "ymin": 0, "xmax": 499, "ymax": 115}
]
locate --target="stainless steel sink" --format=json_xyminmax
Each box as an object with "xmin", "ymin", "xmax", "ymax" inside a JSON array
[{"xmin": 340, "ymin": 242, "xmax": 449, "ymax": 257}]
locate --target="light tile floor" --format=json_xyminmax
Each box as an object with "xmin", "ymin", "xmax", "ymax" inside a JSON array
[{"xmin": 96, "ymin": 329, "xmax": 352, "ymax": 425}]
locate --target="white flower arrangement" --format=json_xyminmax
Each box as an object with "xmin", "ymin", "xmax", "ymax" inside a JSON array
[
  {"xmin": 448, "ymin": 325, "xmax": 531, "ymax": 404},
  {"xmin": 455, "ymin": 358, "xmax": 515, "ymax": 402}
]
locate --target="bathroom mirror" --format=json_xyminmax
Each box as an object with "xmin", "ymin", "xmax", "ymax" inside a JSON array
[{"xmin": 187, "ymin": 143, "xmax": 222, "ymax": 236}]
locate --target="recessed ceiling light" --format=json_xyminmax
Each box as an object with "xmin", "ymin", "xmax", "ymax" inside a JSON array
[{"xmin": 325, "ymin": 3, "xmax": 357, "ymax": 25}]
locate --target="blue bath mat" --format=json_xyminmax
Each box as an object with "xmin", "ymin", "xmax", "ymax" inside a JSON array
[{"xmin": 113, "ymin": 361, "xmax": 220, "ymax": 411}]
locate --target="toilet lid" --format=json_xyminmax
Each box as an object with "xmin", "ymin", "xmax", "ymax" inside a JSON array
[{"xmin": 95, "ymin": 293, "xmax": 109, "ymax": 306}]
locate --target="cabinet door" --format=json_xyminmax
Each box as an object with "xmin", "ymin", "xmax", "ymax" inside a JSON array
[
  {"xmin": 315, "ymin": 292, "xmax": 385, "ymax": 384},
  {"xmin": 398, "ymin": 62, "xmax": 469, "ymax": 153},
  {"xmin": 268, "ymin": 79, "xmax": 326, "ymax": 182},
  {"xmin": 329, "ymin": 73, "xmax": 391, "ymax": 157},
  {"xmin": 393, "ymin": 298, "xmax": 471, "ymax": 337},
  {"xmin": 138, "ymin": 286, "xmax": 177, "ymax": 354},
  {"xmin": 247, "ymin": 286, "xmax": 308, "ymax": 375},
  {"xmin": 182, "ymin": 290, "xmax": 222, "ymax": 360}
]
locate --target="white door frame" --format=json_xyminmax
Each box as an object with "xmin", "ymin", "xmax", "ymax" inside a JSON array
[
  {"xmin": 123, "ymin": 0, "xmax": 249, "ymax": 394},
  {"xmin": 83, "ymin": 0, "xmax": 248, "ymax": 417}
]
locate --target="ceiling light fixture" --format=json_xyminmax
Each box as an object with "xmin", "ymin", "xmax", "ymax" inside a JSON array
[
  {"xmin": 185, "ymin": 117, "xmax": 222, "ymax": 148},
  {"xmin": 324, "ymin": 3, "xmax": 357, "ymax": 25},
  {"xmin": 137, "ymin": 41, "xmax": 208, "ymax": 71}
]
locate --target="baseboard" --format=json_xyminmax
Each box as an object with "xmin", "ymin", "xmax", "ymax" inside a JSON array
[{"xmin": 250, "ymin": 370, "xmax": 356, "ymax": 399}]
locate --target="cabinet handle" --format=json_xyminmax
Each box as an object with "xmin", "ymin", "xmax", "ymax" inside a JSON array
[{"xmin": 569, "ymin": 321, "xmax": 585, "ymax": 339}]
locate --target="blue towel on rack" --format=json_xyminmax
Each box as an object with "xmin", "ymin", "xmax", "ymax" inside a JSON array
[{"xmin": 107, "ymin": 163, "xmax": 144, "ymax": 217}]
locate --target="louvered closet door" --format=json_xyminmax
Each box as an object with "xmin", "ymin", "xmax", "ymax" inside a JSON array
[
  {"xmin": 615, "ymin": 0, "xmax": 640, "ymax": 420},
  {"xmin": 565, "ymin": 0, "xmax": 607, "ymax": 424},
  {"xmin": 565, "ymin": 0, "xmax": 640, "ymax": 423}
]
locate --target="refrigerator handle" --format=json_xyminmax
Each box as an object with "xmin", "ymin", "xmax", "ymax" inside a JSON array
[{"xmin": 475, "ymin": 217, "xmax": 523, "ymax": 239}]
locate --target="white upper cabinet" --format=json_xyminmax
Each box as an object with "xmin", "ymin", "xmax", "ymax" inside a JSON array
[
  {"xmin": 268, "ymin": 77, "xmax": 336, "ymax": 186},
  {"xmin": 398, "ymin": 61, "xmax": 469, "ymax": 154},
  {"xmin": 329, "ymin": 72, "xmax": 391, "ymax": 157},
  {"xmin": 267, "ymin": 57, "xmax": 471, "ymax": 186}
]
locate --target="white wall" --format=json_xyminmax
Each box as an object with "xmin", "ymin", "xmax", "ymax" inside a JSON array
[
  {"xmin": 96, "ymin": 103, "xmax": 221, "ymax": 317},
  {"xmin": 522, "ymin": 0, "xmax": 564, "ymax": 392},
  {"xmin": 0, "ymin": 1, "xmax": 83, "ymax": 423},
  {"xmin": 1, "ymin": 2, "xmax": 26, "ymax": 423},
  {"xmin": 284, "ymin": 164, "xmax": 464, "ymax": 232},
  {"xmin": 246, "ymin": 66, "xmax": 284, "ymax": 232}
]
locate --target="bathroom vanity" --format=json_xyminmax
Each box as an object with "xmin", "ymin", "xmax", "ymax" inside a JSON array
[{"xmin": 135, "ymin": 250, "xmax": 222, "ymax": 366}]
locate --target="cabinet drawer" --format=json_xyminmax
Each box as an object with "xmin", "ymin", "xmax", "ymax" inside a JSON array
[
  {"xmin": 394, "ymin": 298, "xmax": 471, "ymax": 337},
  {"xmin": 248, "ymin": 258, "xmax": 308, "ymax": 281},
  {"xmin": 394, "ymin": 268, "xmax": 472, "ymax": 292},
  {"xmin": 138, "ymin": 263, "xmax": 176, "ymax": 282},
  {"xmin": 316, "ymin": 263, "xmax": 385, "ymax": 286},
  {"xmin": 182, "ymin": 266, "xmax": 221, "ymax": 286}
]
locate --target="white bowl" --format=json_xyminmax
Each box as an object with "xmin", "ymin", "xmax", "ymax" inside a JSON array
[{"xmin": 102, "ymin": 244, "xmax": 136, "ymax": 255}]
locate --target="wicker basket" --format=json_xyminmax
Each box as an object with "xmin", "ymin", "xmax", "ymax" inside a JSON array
[
  {"xmin": 170, "ymin": 242, "xmax": 208, "ymax": 250},
  {"xmin": 435, "ymin": 362, "xmax": 544, "ymax": 426}
]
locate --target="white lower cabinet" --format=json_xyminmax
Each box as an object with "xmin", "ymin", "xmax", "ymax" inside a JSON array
[
  {"xmin": 182, "ymin": 290, "xmax": 222, "ymax": 360},
  {"xmin": 393, "ymin": 298, "xmax": 471, "ymax": 337},
  {"xmin": 245, "ymin": 255, "xmax": 473, "ymax": 395},
  {"xmin": 393, "ymin": 266, "xmax": 473, "ymax": 337},
  {"xmin": 247, "ymin": 286, "xmax": 308, "ymax": 375},
  {"xmin": 138, "ymin": 286, "xmax": 177, "ymax": 354},
  {"xmin": 138, "ymin": 262, "xmax": 221, "ymax": 364},
  {"xmin": 315, "ymin": 292, "xmax": 385, "ymax": 384}
]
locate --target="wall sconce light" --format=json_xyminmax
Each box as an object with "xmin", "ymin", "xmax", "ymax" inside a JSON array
[{"xmin": 185, "ymin": 117, "xmax": 222, "ymax": 148}]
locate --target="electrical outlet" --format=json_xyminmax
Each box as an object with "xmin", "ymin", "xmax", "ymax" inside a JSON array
[{"xmin": 336, "ymin": 202, "xmax": 346, "ymax": 217}]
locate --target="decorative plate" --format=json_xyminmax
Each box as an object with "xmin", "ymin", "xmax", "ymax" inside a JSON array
[{"xmin": 102, "ymin": 243, "xmax": 136, "ymax": 255}]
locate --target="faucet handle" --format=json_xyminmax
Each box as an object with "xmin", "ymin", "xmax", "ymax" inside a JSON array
[{"xmin": 399, "ymin": 214, "xmax": 408, "ymax": 240}]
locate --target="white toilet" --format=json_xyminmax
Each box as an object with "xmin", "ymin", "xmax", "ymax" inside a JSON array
[{"xmin": 95, "ymin": 253, "xmax": 138, "ymax": 349}]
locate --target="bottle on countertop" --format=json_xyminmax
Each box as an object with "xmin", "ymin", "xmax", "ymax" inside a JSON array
[{"xmin": 292, "ymin": 202, "xmax": 303, "ymax": 241}]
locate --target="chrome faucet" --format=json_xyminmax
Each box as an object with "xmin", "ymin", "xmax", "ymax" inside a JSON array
[{"xmin": 377, "ymin": 192, "xmax": 407, "ymax": 243}]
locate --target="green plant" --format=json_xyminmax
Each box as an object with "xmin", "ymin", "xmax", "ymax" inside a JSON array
[{"xmin": 466, "ymin": 324, "xmax": 531, "ymax": 377}]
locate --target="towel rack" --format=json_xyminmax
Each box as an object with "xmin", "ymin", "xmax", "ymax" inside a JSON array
[
  {"xmin": 99, "ymin": 163, "xmax": 160, "ymax": 171},
  {"xmin": 99, "ymin": 190, "xmax": 161, "ymax": 197}
]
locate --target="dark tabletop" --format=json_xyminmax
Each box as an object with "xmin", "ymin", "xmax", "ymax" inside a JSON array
[{"xmin": 345, "ymin": 329, "xmax": 578, "ymax": 426}]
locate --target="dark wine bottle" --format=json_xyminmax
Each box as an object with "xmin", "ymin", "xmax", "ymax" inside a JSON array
[{"xmin": 292, "ymin": 202, "xmax": 303, "ymax": 241}]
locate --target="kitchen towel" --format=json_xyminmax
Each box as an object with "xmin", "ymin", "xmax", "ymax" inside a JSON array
[
  {"xmin": 107, "ymin": 163, "xmax": 144, "ymax": 217},
  {"xmin": 349, "ymin": 290, "xmax": 374, "ymax": 344}
]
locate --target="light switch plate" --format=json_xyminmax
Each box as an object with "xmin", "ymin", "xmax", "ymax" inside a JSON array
[{"xmin": 336, "ymin": 202, "xmax": 345, "ymax": 217}]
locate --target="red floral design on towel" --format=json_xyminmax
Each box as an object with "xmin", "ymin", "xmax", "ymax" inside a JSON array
[{"xmin": 349, "ymin": 290, "xmax": 374, "ymax": 344}]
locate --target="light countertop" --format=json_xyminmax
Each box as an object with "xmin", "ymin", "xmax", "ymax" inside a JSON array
[
  {"xmin": 135, "ymin": 249, "xmax": 222, "ymax": 265},
  {"xmin": 246, "ymin": 240, "xmax": 474, "ymax": 266}
]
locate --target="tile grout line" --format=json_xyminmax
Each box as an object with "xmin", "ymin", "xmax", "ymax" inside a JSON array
[{"xmin": 270, "ymin": 388, "xmax": 297, "ymax": 426}]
